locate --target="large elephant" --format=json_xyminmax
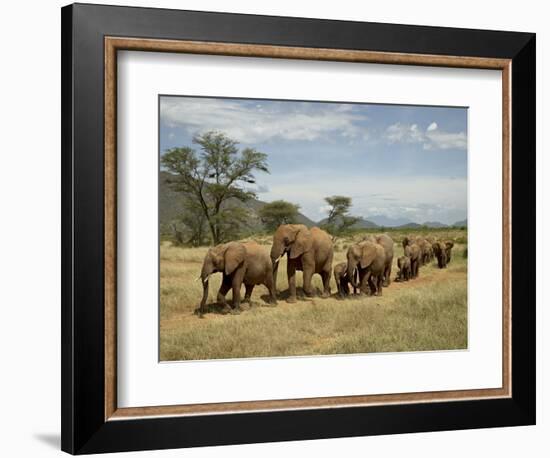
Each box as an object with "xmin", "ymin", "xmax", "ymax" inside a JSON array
[
  {"xmin": 402, "ymin": 235, "xmax": 417, "ymax": 250},
  {"xmin": 432, "ymin": 241, "xmax": 448, "ymax": 268},
  {"xmin": 425, "ymin": 243, "xmax": 434, "ymax": 263},
  {"xmin": 197, "ymin": 241, "xmax": 276, "ymax": 316},
  {"xmin": 404, "ymin": 243, "xmax": 421, "ymax": 278},
  {"xmin": 346, "ymin": 241, "xmax": 386, "ymax": 296},
  {"xmin": 271, "ymin": 225, "xmax": 334, "ymax": 303},
  {"xmin": 412, "ymin": 237, "xmax": 431, "ymax": 266},
  {"xmin": 364, "ymin": 234, "xmax": 394, "ymax": 286}
]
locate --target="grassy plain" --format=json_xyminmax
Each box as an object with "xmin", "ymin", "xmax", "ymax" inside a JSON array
[{"xmin": 160, "ymin": 229, "xmax": 468, "ymax": 361}]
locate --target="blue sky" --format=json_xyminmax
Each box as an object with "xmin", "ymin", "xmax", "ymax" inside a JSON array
[{"xmin": 160, "ymin": 96, "xmax": 467, "ymax": 225}]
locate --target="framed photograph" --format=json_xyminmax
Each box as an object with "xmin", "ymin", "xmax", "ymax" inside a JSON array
[{"xmin": 61, "ymin": 3, "xmax": 536, "ymax": 454}]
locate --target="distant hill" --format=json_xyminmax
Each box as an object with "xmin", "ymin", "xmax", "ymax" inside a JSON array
[
  {"xmin": 317, "ymin": 216, "xmax": 379, "ymax": 229},
  {"xmin": 452, "ymin": 219, "xmax": 468, "ymax": 227},
  {"xmin": 352, "ymin": 217, "xmax": 379, "ymax": 229},
  {"xmin": 365, "ymin": 214, "xmax": 412, "ymax": 227},
  {"xmin": 422, "ymin": 221, "xmax": 449, "ymax": 228},
  {"xmin": 159, "ymin": 172, "xmax": 316, "ymax": 234},
  {"xmin": 395, "ymin": 222, "xmax": 423, "ymax": 229}
]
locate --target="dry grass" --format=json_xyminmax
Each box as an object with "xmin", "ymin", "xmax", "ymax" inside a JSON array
[{"xmin": 160, "ymin": 232, "xmax": 468, "ymax": 361}]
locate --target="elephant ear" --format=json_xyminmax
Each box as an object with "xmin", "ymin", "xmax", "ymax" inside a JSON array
[
  {"xmin": 359, "ymin": 243, "xmax": 377, "ymax": 269},
  {"xmin": 224, "ymin": 243, "xmax": 246, "ymax": 275},
  {"xmin": 290, "ymin": 228, "xmax": 312, "ymax": 259},
  {"xmin": 445, "ymin": 241, "xmax": 454, "ymax": 249}
]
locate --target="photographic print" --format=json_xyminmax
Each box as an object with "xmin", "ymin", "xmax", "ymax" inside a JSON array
[{"xmin": 159, "ymin": 95, "xmax": 468, "ymax": 361}]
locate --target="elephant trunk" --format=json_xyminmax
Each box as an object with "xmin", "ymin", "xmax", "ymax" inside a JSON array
[
  {"xmin": 198, "ymin": 276, "xmax": 209, "ymax": 316},
  {"xmin": 270, "ymin": 240, "xmax": 285, "ymax": 262},
  {"xmin": 271, "ymin": 241, "xmax": 286, "ymax": 294},
  {"xmin": 272, "ymin": 258, "xmax": 280, "ymax": 294},
  {"xmin": 198, "ymin": 261, "xmax": 214, "ymax": 316}
]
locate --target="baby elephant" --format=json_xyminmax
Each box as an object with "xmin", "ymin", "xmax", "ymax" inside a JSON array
[
  {"xmin": 333, "ymin": 262, "xmax": 357, "ymax": 298},
  {"xmin": 396, "ymin": 255, "xmax": 412, "ymax": 282}
]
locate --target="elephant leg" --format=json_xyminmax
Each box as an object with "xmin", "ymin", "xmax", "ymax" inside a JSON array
[
  {"xmin": 231, "ymin": 270, "xmax": 245, "ymax": 312},
  {"xmin": 383, "ymin": 262, "xmax": 392, "ymax": 287},
  {"xmin": 287, "ymin": 261, "xmax": 297, "ymax": 303},
  {"xmin": 217, "ymin": 276, "xmax": 231, "ymax": 304},
  {"xmin": 367, "ymin": 274, "xmax": 377, "ymax": 296},
  {"xmin": 336, "ymin": 278, "xmax": 342, "ymax": 298},
  {"xmin": 357, "ymin": 270, "xmax": 365, "ymax": 295},
  {"xmin": 321, "ymin": 270, "xmax": 331, "ymax": 298},
  {"xmin": 360, "ymin": 271, "xmax": 371, "ymax": 295},
  {"xmin": 302, "ymin": 265, "xmax": 315, "ymax": 297},
  {"xmin": 244, "ymin": 284, "xmax": 255, "ymax": 305},
  {"xmin": 263, "ymin": 271, "xmax": 278, "ymax": 305},
  {"xmin": 217, "ymin": 276, "xmax": 232, "ymax": 313},
  {"xmin": 377, "ymin": 275, "xmax": 384, "ymax": 296}
]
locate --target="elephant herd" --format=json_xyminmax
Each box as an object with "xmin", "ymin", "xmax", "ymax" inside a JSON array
[{"xmin": 196, "ymin": 224, "xmax": 455, "ymax": 317}]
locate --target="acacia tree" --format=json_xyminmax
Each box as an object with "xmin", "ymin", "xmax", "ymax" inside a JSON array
[
  {"xmin": 259, "ymin": 200, "xmax": 301, "ymax": 231},
  {"xmin": 322, "ymin": 195, "xmax": 359, "ymax": 235},
  {"xmin": 179, "ymin": 200, "xmax": 208, "ymax": 246},
  {"xmin": 161, "ymin": 131, "xmax": 269, "ymax": 245}
]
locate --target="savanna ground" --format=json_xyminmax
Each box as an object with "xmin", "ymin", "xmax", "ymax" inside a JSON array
[{"xmin": 160, "ymin": 229, "xmax": 468, "ymax": 361}]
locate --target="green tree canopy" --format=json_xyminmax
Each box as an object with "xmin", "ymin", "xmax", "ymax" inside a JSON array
[
  {"xmin": 259, "ymin": 200, "xmax": 301, "ymax": 231},
  {"xmin": 161, "ymin": 131, "xmax": 269, "ymax": 244},
  {"xmin": 322, "ymin": 195, "xmax": 359, "ymax": 235}
]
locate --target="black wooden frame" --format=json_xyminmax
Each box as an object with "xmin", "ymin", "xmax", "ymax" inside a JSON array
[{"xmin": 61, "ymin": 3, "xmax": 536, "ymax": 454}]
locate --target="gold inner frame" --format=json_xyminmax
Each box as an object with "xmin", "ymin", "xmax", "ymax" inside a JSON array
[{"xmin": 104, "ymin": 37, "xmax": 512, "ymax": 421}]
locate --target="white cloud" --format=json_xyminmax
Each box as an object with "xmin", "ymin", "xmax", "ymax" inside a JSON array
[
  {"xmin": 261, "ymin": 172, "xmax": 467, "ymax": 224},
  {"xmin": 384, "ymin": 121, "xmax": 466, "ymax": 150},
  {"xmin": 385, "ymin": 123, "xmax": 424, "ymax": 143},
  {"xmin": 424, "ymin": 129, "xmax": 467, "ymax": 150},
  {"xmin": 160, "ymin": 97, "xmax": 368, "ymax": 144}
]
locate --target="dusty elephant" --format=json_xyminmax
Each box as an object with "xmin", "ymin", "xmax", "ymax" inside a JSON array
[
  {"xmin": 404, "ymin": 243, "xmax": 421, "ymax": 278},
  {"xmin": 197, "ymin": 241, "xmax": 277, "ymax": 316},
  {"xmin": 346, "ymin": 240, "xmax": 386, "ymax": 296},
  {"xmin": 432, "ymin": 241, "xmax": 448, "ymax": 268},
  {"xmin": 333, "ymin": 262, "xmax": 357, "ymax": 298},
  {"xmin": 425, "ymin": 244, "xmax": 434, "ymax": 263},
  {"xmin": 396, "ymin": 255, "xmax": 412, "ymax": 281},
  {"xmin": 271, "ymin": 224, "xmax": 334, "ymax": 303},
  {"xmin": 412, "ymin": 237, "xmax": 431, "ymax": 266},
  {"xmin": 402, "ymin": 235, "xmax": 418, "ymax": 250},
  {"xmin": 364, "ymin": 234, "xmax": 394, "ymax": 286}
]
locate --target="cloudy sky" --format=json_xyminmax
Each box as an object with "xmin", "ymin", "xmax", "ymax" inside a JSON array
[{"xmin": 159, "ymin": 95, "xmax": 468, "ymax": 225}]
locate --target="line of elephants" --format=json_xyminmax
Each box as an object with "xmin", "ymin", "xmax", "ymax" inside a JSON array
[{"xmin": 196, "ymin": 224, "xmax": 455, "ymax": 317}]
